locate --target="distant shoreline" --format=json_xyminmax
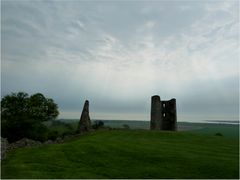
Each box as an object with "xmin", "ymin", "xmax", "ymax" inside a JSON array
[{"xmin": 58, "ymin": 119, "xmax": 239, "ymax": 125}]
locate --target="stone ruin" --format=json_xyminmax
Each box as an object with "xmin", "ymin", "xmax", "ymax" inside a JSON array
[
  {"xmin": 76, "ymin": 98, "xmax": 176, "ymax": 132},
  {"xmin": 150, "ymin": 95, "xmax": 177, "ymax": 131},
  {"xmin": 77, "ymin": 100, "xmax": 92, "ymax": 132},
  {"xmin": 1, "ymin": 137, "xmax": 8, "ymax": 160}
]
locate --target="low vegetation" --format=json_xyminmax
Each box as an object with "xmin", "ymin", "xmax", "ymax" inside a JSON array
[
  {"xmin": 1, "ymin": 130, "xmax": 239, "ymax": 179},
  {"xmin": 92, "ymin": 120, "xmax": 105, "ymax": 130}
]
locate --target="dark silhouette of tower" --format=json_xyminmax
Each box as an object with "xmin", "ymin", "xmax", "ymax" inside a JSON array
[
  {"xmin": 77, "ymin": 100, "xmax": 91, "ymax": 132},
  {"xmin": 150, "ymin": 95, "xmax": 177, "ymax": 131}
]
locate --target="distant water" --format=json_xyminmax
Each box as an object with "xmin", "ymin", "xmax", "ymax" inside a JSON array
[
  {"xmin": 94, "ymin": 119, "xmax": 237, "ymax": 130},
  {"xmin": 204, "ymin": 120, "xmax": 239, "ymax": 125}
]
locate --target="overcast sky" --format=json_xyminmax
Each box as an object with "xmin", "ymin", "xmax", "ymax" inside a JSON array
[{"xmin": 1, "ymin": 0, "xmax": 239, "ymax": 121}]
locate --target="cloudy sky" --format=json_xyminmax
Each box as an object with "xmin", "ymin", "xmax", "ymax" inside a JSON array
[{"xmin": 1, "ymin": 0, "xmax": 239, "ymax": 121}]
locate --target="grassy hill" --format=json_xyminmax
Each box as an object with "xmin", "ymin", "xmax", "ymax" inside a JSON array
[{"xmin": 1, "ymin": 130, "xmax": 239, "ymax": 179}]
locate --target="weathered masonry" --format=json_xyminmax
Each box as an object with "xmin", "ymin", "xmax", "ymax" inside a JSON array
[
  {"xmin": 77, "ymin": 100, "xmax": 92, "ymax": 133},
  {"xmin": 150, "ymin": 95, "xmax": 177, "ymax": 131}
]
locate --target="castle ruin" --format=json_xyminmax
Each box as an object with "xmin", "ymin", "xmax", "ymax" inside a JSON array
[
  {"xmin": 77, "ymin": 100, "xmax": 91, "ymax": 132},
  {"xmin": 150, "ymin": 95, "xmax": 177, "ymax": 131}
]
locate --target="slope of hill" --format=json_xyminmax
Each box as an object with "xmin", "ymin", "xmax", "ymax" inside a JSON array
[{"xmin": 1, "ymin": 130, "xmax": 239, "ymax": 179}]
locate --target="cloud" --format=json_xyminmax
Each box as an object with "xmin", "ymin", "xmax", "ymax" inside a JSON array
[
  {"xmin": 179, "ymin": 5, "xmax": 191, "ymax": 11},
  {"xmin": 145, "ymin": 21, "xmax": 156, "ymax": 29},
  {"xmin": 1, "ymin": 1, "xmax": 239, "ymax": 121},
  {"xmin": 204, "ymin": 0, "xmax": 238, "ymax": 14}
]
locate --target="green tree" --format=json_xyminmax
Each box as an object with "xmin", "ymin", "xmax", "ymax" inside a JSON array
[
  {"xmin": 1, "ymin": 92, "xmax": 29, "ymax": 119},
  {"xmin": 28, "ymin": 93, "xmax": 59, "ymax": 121},
  {"xmin": 1, "ymin": 92, "xmax": 59, "ymax": 142}
]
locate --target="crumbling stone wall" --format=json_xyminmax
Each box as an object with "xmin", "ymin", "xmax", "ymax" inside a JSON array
[
  {"xmin": 1, "ymin": 137, "xmax": 8, "ymax": 160},
  {"xmin": 1, "ymin": 135, "xmax": 84, "ymax": 160},
  {"xmin": 150, "ymin": 95, "xmax": 177, "ymax": 131}
]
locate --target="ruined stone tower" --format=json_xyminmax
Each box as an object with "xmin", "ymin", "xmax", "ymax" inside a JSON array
[
  {"xmin": 150, "ymin": 95, "xmax": 177, "ymax": 131},
  {"xmin": 77, "ymin": 100, "xmax": 91, "ymax": 132}
]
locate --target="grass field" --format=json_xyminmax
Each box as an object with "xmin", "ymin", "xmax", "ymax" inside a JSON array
[
  {"xmin": 1, "ymin": 130, "xmax": 239, "ymax": 179},
  {"xmin": 189, "ymin": 123, "xmax": 239, "ymax": 139},
  {"xmin": 56, "ymin": 119, "xmax": 239, "ymax": 139}
]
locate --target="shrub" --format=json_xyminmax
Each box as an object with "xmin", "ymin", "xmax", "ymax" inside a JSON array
[
  {"xmin": 123, "ymin": 124, "xmax": 130, "ymax": 129},
  {"xmin": 92, "ymin": 120, "xmax": 104, "ymax": 130},
  {"xmin": 28, "ymin": 122, "xmax": 49, "ymax": 142},
  {"xmin": 215, "ymin": 132, "xmax": 223, "ymax": 137},
  {"xmin": 1, "ymin": 117, "xmax": 49, "ymax": 143},
  {"xmin": 48, "ymin": 131, "xmax": 59, "ymax": 141}
]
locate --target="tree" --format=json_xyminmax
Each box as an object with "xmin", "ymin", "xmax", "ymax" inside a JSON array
[
  {"xmin": 1, "ymin": 92, "xmax": 59, "ymax": 122},
  {"xmin": 1, "ymin": 92, "xmax": 59, "ymax": 142},
  {"xmin": 28, "ymin": 93, "xmax": 59, "ymax": 121},
  {"xmin": 1, "ymin": 92, "xmax": 29, "ymax": 119}
]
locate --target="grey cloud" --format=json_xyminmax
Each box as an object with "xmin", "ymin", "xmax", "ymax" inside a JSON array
[
  {"xmin": 1, "ymin": 1, "xmax": 239, "ymax": 121},
  {"xmin": 178, "ymin": 75, "xmax": 239, "ymax": 116}
]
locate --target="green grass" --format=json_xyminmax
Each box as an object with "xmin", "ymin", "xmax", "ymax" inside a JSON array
[
  {"xmin": 189, "ymin": 123, "xmax": 239, "ymax": 139},
  {"xmin": 1, "ymin": 130, "xmax": 239, "ymax": 179}
]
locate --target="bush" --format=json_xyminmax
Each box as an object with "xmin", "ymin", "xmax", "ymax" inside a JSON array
[
  {"xmin": 51, "ymin": 120, "xmax": 74, "ymax": 130},
  {"xmin": 28, "ymin": 122, "xmax": 49, "ymax": 142},
  {"xmin": 1, "ymin": 117, "xmax": 49, "ymax": 143},
  {"xmin": 49, "ymin": 120, "xmax": 75, "ymax": 137},
  {"xmin": 48, "ymin": 131, "xmax": 59, "ymax": 141},
  {"xmin": 215, "ymin": 132, "xmax": 223, "ymax": 137},
  {"xmin": 92, "ymin": 120, "xmax": 104, "ymax": 130},
  {"xmin": 123, "ymin": 124, "xmax": 130, "ymax": 129},
  {"xmin": 62, "ymin": 131, "xmax": 77, "ymax": 138}
]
